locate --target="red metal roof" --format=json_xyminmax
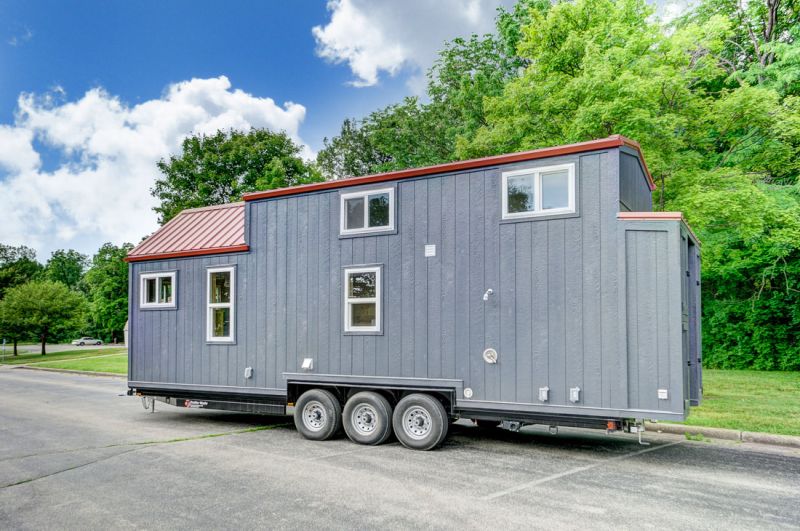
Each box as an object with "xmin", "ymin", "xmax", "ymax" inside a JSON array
[
  {"xmin": 125, "ymin": 202, "xmax": 247, "ymax": 262},
  {"xmin": 242, "ymin": 135, "xmax": 655, "ymax": 202}
]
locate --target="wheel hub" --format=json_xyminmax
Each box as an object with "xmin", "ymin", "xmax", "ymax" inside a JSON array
[
  {"xmin": 352, "ymin": 404, "xmax": 378, "ymax": 434},
  {"xmin": 402, "ymin": 407, "xmax": 432, "ymax": 440},
  {"xmin": 302, "ymin": 401, "xmax": 327, "ymax": 432}
]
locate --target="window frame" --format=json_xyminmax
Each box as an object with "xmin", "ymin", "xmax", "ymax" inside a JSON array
[
  {"xmin": 501, "ymin": 163, "xmax": 576, "ymax": 220},
  {"xmin": 206, "ymin": 266, "xmax": 236, "ymax": 343},
  {"xmin": 139, "ymin": 271, "xmax": 177, "ymax": 309},
  {"xmin": 343, "ymin": 265, "xmax": 382, "ymax": 334},
  {"xmin": 339, "ymin": 187, "xmax": 395, "ymax": 236}
]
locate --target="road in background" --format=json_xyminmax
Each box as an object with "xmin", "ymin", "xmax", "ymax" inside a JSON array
[{"xmin": 1, "ymin": 367, "xmax": 798, "ymax": 529}]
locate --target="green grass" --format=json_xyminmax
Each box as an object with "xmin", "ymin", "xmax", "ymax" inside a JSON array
[
  {"xmin": 0, "ymin": 348, "xmax": 125, "ymax": 365},
  {"xmin": 34, "ymin": 353, "xmax": 128, "ymax": 374},
  {"xmin": 676, "ymin": 369, "xmax": 800, "ymax": 436}
]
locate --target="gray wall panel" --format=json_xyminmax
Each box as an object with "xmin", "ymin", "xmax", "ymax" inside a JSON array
[{"xmin": 129, "ymin": 147, "xmax": 693, "ymax": 420}]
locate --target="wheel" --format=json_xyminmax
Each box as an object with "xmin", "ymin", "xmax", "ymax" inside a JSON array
[
  {"xmin": 343, "ymin": 391, "xmax": 393, "ymax": 445},
  {"xmin": 294, "ymin": 389, "xmax": 342, "ymax": 441},
  {"xmin": 79, "ymin": 342, "xmax": 85, "ymax": 346},
  {"xmin": 392, "ymin": 393, "xmax": 448, "ymax": 451},
  {"xmin": 96, "ymin": 341, "xmax": 101, "ymax": 345}
]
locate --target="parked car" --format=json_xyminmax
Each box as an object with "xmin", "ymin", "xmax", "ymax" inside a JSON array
[{"xmin": 72, "ymin": 337, "xmax": 102, "ymax": 346}]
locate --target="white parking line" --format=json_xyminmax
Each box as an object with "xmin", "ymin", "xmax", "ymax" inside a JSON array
[{"xmin": 482, "ymin": 440, "xmax": 683, "ymax": 500}]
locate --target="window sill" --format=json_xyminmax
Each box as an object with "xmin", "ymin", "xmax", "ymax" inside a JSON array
[
  {"xmin": 140, "ymin": 305, "xmax": 177, "ymax": 311},
  {"xmin": 500, "ymin": 210, "xmax": 579, "ymax": 224},
  {"xmin": 206, "ymin": 339, "xmax": 236, "ymax": 345},
  {"xmin": 343, "ymin": 330, "xmax": 384, "ymax": 336},
  {"xmin": 339, "ymin": 227, "xmax": 397, "ymax": 239}
]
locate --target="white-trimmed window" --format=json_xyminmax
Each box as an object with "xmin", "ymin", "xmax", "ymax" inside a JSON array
[
  {"xmin": 340, "ymin": 188, "xmax": 394, "ymax": 235},
  {"xmin": 140, "ymin": 272, "xmax": 176, "ymax": 308},
  {"xmin": 344, "ymin": 266, "xmax": 381, "ymax": 333},
  {"xmin": 502, "ymin": 163, "xmax": 576, "ymax": 219},
  {"xmin": 207, "ymin": 266, "xmax": 235, "ymax": 342}
]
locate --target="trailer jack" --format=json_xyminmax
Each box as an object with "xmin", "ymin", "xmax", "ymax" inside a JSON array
[
  {"xmin": 141, "ymin": 396, "xmax": 155, "ymax": 413},
  {"xmin": 629, "ymin": 422, "xmax": 649, "ymax": 446}
]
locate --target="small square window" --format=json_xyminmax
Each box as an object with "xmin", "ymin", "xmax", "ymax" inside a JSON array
[
  {"xmin": 502, "ymin": 163, "xmax": 575, "ymax": 219},
  {"xmin": 344, "ymin": 266, "xmax": 381, "ymax": 333},
  {"xmin": 140, "ymin": 272, "xmax": 176, "ymax": 309},
  {"xmin": 340, "ymin": 188, "xmax": 395, "ymax": 235}
]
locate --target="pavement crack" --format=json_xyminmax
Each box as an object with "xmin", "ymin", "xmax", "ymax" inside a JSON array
[
  {"xmin": 0, "ymin": 447, "xmax": 141, "ymax": 489},
  {"xmin": 0, "ymin": 424, "xmax": 291, "ymax": 463}
]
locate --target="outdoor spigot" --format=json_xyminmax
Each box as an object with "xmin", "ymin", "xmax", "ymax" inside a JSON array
[{"xmin": 483, "ymin": 288, "xmax": 493, "ymax": 301}]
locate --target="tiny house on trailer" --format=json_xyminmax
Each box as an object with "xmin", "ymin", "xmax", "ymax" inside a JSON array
[{"xmin": 126, "ymin": 135, "xmax": 702, "ymax": 450}]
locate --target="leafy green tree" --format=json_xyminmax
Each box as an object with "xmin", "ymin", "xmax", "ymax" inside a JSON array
[
  {"xmin": 685, "ymin": 0, "xmax": 800, "ymax": 92},
  {"xmin": 317, "ymin": 118, "xmax": 392, "ymax": 179},
  {"xmin": 1, "ymin": 280, "xmax": 87, "ymax": 355},
  {"xmin": 152, "ymin": 129, "xmax": 322, "ymax": 223},
  {"xmin": 316, "ymin": 3, "xmax": 537, "ymax": 179},
  {"xmin": 0, "ymin": 299, "xmax": 28, "ymax": 356},
  {"xmin": 45, "ymin": 249, "xmax": 89, "ymax": 291},
  {"xmin": 668, "ymin": 169, "xmax": 800, "ymax": 370},
  {"xmin": 83, "ymin": 243, "xmax": 132, "ymax": 343},
  {"xmin": 0, "ymin": 244, "xmax": 43, "ymax": 300}
]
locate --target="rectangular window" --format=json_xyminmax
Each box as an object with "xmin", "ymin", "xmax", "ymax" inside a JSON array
[
  {"xmin": 344, "ymin": 266, "xmax": 381, "ymax": 333},
  {"xmin": 140, "ymin": 272, "xmax": 176, "ymax": 308},
  {"xmin": 340, "ymin": 188, "xmax": 394, "ymax": 235},
  {"xmin": 207, "ymin": 266, "xmax": 235, "ymax": 342},
  {"xmin": 502, "ymin": 163, "xmax": 575, "ymax": 219}
]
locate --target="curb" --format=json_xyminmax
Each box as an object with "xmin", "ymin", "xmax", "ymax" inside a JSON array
[
  {"xmin": 646, "ymin": 421, "xmax": 800, "ymax": 449},
  {"xmin": 13, "ymin": 365, "xmax": 125, "ymax": 379}
]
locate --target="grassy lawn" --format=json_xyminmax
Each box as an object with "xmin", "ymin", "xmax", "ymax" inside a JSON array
[
  {"xmin": 34, "ymin": 353, "xmax": 128, "ymax": 375},
  {"xmin": 676, "ymin": 369, "xmax": 800, "ymax": 436},
  {"xmin": 0, "ymin": 348, "xmax": 125, "ymax": 365}
]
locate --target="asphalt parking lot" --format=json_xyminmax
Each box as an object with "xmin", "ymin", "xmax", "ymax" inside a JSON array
[{"xmin": 1, "ymin": 368, "xmax": 798, "ymax": 530}]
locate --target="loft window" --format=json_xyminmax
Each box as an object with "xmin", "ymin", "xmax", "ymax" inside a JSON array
[
  {"xmin": 344, "ymin": 266, "xmax": 381, "ymax": 333},
  {"xmin": 502, "ymin": 163, "xmax": 576, "ymax": 219},
  {"xmin": 340, "ymin": 188, "xmax": 394, "ymax": 235},
  {"xmin": 140, "ymin": 272, "xmax": 176, "ymax": 309},
  {"xmin": 207, "ymin": 266, "xmax": 235, "ymax": 342}
]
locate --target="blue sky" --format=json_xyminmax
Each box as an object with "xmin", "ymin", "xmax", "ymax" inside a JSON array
[
  {"xmin": 0, "ymin": 1, "xmax": 414, "ymax": 157},
  {"xmin": 0, "ymin": 0, "xmax": 682, "ymax": 260}
]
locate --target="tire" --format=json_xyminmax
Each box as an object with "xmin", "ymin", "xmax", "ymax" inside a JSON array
[
  {"xmin": 392, "ymin": 393, "xmax": 448, "ymax": 451},
  {"xmin": 294, "ymin": 389, "xmax": 342, "ymax": 441},
  {"xmin": 343, "ymin": 391, "xmax": 393, "ymax": 445},
  {"xmin": 96, "ymin": 342, "xmax": 101, "ymax": 346},
  {"xmin": 79, "ymin": 342, "xmax": 85, "ymax": 346}
]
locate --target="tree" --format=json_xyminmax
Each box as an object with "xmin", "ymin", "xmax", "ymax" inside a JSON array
[
  {"xmin": 152, "ymin": 129, "xmax": 322, "ymax": 223},
  {"xmin": 0, "ymin": 299, "xmax": 27, "ymax": 356},
  {"xmin": 0, "ymin": 244, "xmax": 43, "ymax": 300},
  {"xmin": 316, "ymin": 3, "xmax": 537, "ymax": 179},
  {"xmin": 45, "ymin": 249, "xmax": 88, "ymax": 291},
  {"xmin": 1, "ymin": 280, "xmax": 87, "ymax": 355},
  {"xmin": 83, "ymin": 243, "xmax": 132, "ymax": 343}
]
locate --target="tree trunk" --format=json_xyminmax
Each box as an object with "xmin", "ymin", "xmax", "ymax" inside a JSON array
[
  {"xmin": 40, "ymin": 333, "xmax": 47, "ymax": 356},
  {"xmin": 13, "ymin": 338, "xmax": 18, "ymax": 356}
]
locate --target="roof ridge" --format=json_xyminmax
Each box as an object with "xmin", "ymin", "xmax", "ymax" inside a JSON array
[{"xmin": 243, "ymin": 135, "xmax": 654, "ymax": 202}]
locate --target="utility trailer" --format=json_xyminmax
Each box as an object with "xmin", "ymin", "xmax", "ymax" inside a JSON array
[{"xmin": 126, "ymin": 135, "xmax": 702, "ymax": 450}]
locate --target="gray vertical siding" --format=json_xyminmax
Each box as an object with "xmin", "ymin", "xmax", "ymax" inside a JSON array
[
  {"xmin": 619, "ymin": 150, "xmax": 653, "ymax": 212},
  {"xmin": 129, "ymin": 147, "xmax": 693, "ymax": 419}
]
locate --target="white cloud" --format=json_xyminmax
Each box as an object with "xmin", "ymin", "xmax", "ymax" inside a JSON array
[
  {"xmin": 7, "ymin": 26, "xmax": 33, "ymax": 47},
  {"xmin": 312, "ymin": 0, "xmax": 513, "ymax": 89},
  {"xmin": 654, "ymin": 0, "xmax": 695, "ymax": 23},
  {"xmin": 0, "ymin": 76, "xmax": 310, "ymax": 259}
]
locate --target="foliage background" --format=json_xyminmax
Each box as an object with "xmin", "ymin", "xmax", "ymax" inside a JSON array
[{"xmin": 1, "ymin": 0, "xmax": 798, "ymax": 369}]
